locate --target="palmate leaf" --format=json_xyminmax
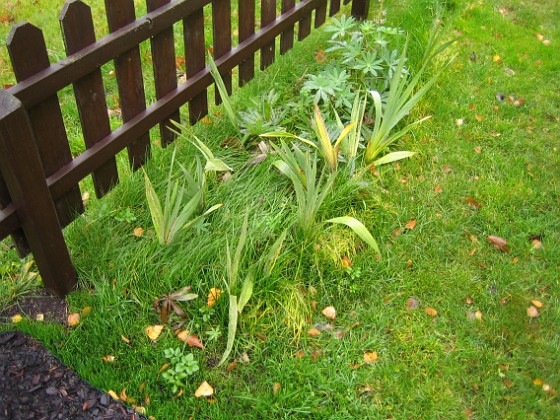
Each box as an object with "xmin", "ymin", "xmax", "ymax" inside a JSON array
[{"xmin": 326, "ymin": 216, "xmax": 380, "ymax": 256}]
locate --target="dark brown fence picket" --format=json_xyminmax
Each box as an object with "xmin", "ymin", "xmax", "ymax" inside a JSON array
[
  {"xmin": 315, "ymin": 1, "xmax": 327, "ymax": 27},
  {"xmin": 0, "ymin": 174, "xmax": 29, "ymax": 256},
  {"xmin": 60, "ymin": 1, "xmax": 119, "ymax": 198},
  {"xmin": 6, "ymin": 23, "xmax": 84, "ymax": 226},
  {"xmin": 212, "ymin": 0, "xmax": 232, "ymax": 104},
  {"xmin": 238, "ymin": 0, "xmax": 255, "ymax": 86},
  {"xmin": 0, "ymin": 91, "xmax": 77, "ymax": 296},
  {"xmin": 329, "ymin": 0, "xmax": 341, "ymax": 16},
  {"xmin": 184, "ymin": 9, "xmax": 209, "ymax": 124},
  {"xmin": 106, "ymin": 0, "xmax": 151, "ymax": 170},
  {"xmin": 260, "ymin": 0, "xmax": 276, "ymax": 70},
  {"xmin": 299, "ymin": 1, "xmax": 312, "ymax": 41},
  {"xmin": 147, "ymin": 0, "xmax": 180, "ymax": 147},
  {"xmin": 0, "ymin": 0, "xmax": 371, "ymax": 298},
  {"xmin": 280, "ymin": 0, "xmax": 295, "ymax": 54}
]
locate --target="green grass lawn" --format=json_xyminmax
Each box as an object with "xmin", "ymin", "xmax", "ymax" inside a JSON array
[{"xmin": 1, "ymin": 0, "xmax": 559, "ymax": 418}]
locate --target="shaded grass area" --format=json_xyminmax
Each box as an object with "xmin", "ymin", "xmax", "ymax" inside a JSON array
[{"xmin": 2, "ymin": 0, "xmax": 560, "ymax": 418}]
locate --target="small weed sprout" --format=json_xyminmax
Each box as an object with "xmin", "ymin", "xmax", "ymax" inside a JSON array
[{"xmin": 161, "ymin": 347, "xmax": 199, "ymax": 394}]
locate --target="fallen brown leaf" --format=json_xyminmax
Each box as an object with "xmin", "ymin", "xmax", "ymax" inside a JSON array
[
  {"xmin": 405, "ymin": 297, "xmax": 420, "ymax": 310},
  {"xmin": 487, "ymin": 235, "xmax": 510, "ymax": 252},
  {"xmin": 307, "ymin": 328, "xmax": 321, "ymax": 337},
  {"xmin": 133, "ymin": 227, "xmax": 144, "ymax": 237},
  {"xmin": 464, "ymin": 197, "xmax": 482, "ymax": 210},
  {"xmin": 273, "ymin": 382, "xmax": 281, "ymax": 396},
  {"xmin": 176, "ymin": 330, "xmax": 205, "ymax": 349},
  {"xmin": 101, "ymin": 355, "xmax": 116, "ymax": 363},
  {"xmin": 425, "ymin": 307, "xmax": 438, "ymax": 317},
  {"xmin": 434, "ymin": 185, "xmax": 443, "ymax": 193},
  {"xmin": 405, "ymin": 220, "xmax": 417, "ymax": 230},
  {"xmin": 341, "ymin": 256, "xmax": 352, "ymax": 268}
]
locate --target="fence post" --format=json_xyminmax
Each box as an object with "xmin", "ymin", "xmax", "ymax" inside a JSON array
[
  {"xmin": 351, "ymin": 0, "xmax": 371, "ymax": 20},
  {"xmin": 0, "ymin": 91, "xmax": 76, "ymax": 298}
]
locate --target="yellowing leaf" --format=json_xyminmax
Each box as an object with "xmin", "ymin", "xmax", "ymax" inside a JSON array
[
  {"xmin": 176, "ymin": 330, "xmax": 205, "ymax": 349},
  {"xmin": 474, "ymin": 310, "xmax": 483, "ymax": 320},
  {"xmin": 307, "ymin": 328, "xmax": 322, "ymax": 337},
  {"xmin": 81, "ymin": 306, "xmax": 92, "ymax": 316},
  {"xmin": 145, "ymin": 325, "xmax": 164, "ymax": 341},
  {"xmin": 493, "ymin": 54, "xmax": 503, "ymax": 64},
  {"xmin": 531, "ymin": 300, "xmax": 543, "ymax": 309},
  {"xmin": 533, "ymin": 378, "xmax": 544, "ymax": 386},
  {"xmin": 273, "ymin": 382, "xmax": 281, "ymax": 396},
  {"xmin": 341, "ymin": 256, "xmax": 352, "ymax": 268},
  {"xmin": 405, "ymin": 219, "xmax": 417, "ymax": 230},
  {"xmin": 363, "ymin": 351, "xmax": 378, "ymax": 364},
  {"xmin": 36, "ymin": 313, "xmax": 44, "ymax": 322},
  {"xmin": 11, "ymin": 314, "xmax": 23, "ymax": 323},
  {"xmin": 133, "ymin": 406, "xmax": 146, "ymax": 415},
  {"xmin": 321, "ymin": 305, "xmax": 336, "ymax": 320},
  {"xmin": 121, "ymin": 335, "xmax": 132, "ymax": 345},
  {"xmin": 194, "ymin": 381, "xmax": 214, "ymax": 398},
  {"xmin": 101, "ymin": 355, "xmax": 116, "ymax": 362},
  {"xmin": 107, "ymin": 390, "xmax": 120, "ymax": 400},
  {"xmin": 133, "ymin": 227, "xmax": 144, "ymax": 237},
  {"xmin": 425, "ymin": 307, "xmax": 438, "ymax": 317},
  {"xmin": 68, "ymin": 313, "xmax": 80, "ymax": 326},
  {"xmin": 207, "ymin": 287, "xmax": 222, "ymax": 308},
  {"xmin": 434, "ymin": 185, "xmax": 443, "ymax": 193},
  {"xmin": 526, "ymin": 306, "xmax": 539, "ymax": 318}
]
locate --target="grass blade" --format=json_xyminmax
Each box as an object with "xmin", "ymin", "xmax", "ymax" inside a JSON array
[{"xmin": 326, "ymin": 216, "xmax": 380, "ymax": 255}]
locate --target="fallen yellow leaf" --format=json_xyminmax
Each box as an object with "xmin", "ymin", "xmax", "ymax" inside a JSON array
[
  {"xmin": 68, "ymin": 313, "xmax": 80, "ymax": 326},
  {"xmin": 531, "ymin": 300, "xmax": 543, "ymax": 309},
  {"xmin": 81, "ymin": 306, "xmax": 92, "ymax": 316},
  {"xmin": 273, "ymin": 382, "xmax": 281, "ymax": 396},
  {"xmin": 425, "ymin": 307, "xmax": 438, "ymax": 317},
  {"xmin": 207, "ymin": 287, "xmax": 222, "ymax": 308},
  {"xmin": 107, "ymin": 390, "xmax": 120, "ymax": 400},
  {"xmin": 121, "ymin": 335, "xmax": 132, "ymax": 345},
  {"xmin": 36, "ymin": 313, "xmax": 44, "ymax": 322},
  {"xmin": 194, "ymin": 381, "xmax": 214, "ymax": 398},
  {"xmin": 493, "ymin": 54, "xmax": 503, "ymax": 64},
  {"xmin": 11, "ymin": 314, "xmax": 23, "ymax": 323},
  {"xmin": 321, "ymin": 305, "xmax": 336, "ymax": 320},
  {"xmin": 145, "ymin": 325, "xmax": 164, "ymax": 341},
  {"xmin": 363, "ymin": 351, "xmax": 378, "ymax": 364},
  {"xmin": 133, "ymin": 406, "xmax": 146, "ymax": 415},
  {"xmin": 101, "ymin": 355, "xmax": 116, "ymax": 363},
  {"xmin": 133, "ymin": 227, "xmax": 144, "ymax": 237},
  {"xmin": 307, "ymin": 328, "xmax": 321, "ymax": 337},
  {"xmin": 533, "ymin": 378, "xmax": 544, "ymax": 386},
  {"xmin": 341, "ymin": 256, "xmax": 352, "ymax": 268}
]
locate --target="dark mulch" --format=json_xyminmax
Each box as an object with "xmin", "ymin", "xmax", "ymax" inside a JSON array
[{"xmin": 0, "ymin": 330, "xmax": 145, "ymax": 419}]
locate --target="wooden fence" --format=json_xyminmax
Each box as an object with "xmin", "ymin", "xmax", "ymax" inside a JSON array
[{"xmin": 0, "ymin": 0, "xmax": 370, "ymax": 298}]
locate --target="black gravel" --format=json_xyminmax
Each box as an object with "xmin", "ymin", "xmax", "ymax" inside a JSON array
[{"xmin": 0, "ymin": 331, "xmax": 145, "ymax": 419}]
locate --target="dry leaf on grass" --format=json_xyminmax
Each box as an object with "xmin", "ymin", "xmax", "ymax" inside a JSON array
[
  {"xmin": 11, "ymin": 314, "xmax": 22, "ymax": 323},
  {"xmin": 321, "ymin": 306, "xmax": 336, "ymax": 320},
  {"xmin": 405, "ymin": 297, "xmax": 420, "ymax": 310},
  {"xmin": 176, "ymin": 330, "xmax": 205, "ymax": 349},
  {"xmin": 273, "ymin": 382, "xmax": 282, "ymax": 396},
  {"xmin": 133, "ymin": 227, "xmax": 144, "ymax": 237},
  {"xmin": 526, "ymin": 306, "xmax": 539, "ymax": 318},
  {"xmin": 207, "ymin": 288, "xmax": 222, "ymax": 308},
  {"xmin": 101, "ymin": 355, "xmax": 116, "ymax": 363},
  {"xmin": 68, "ymin": 313, "xmax": 80, "ymax": 326},
  {"xmin": 405, "ymin": 220, "xmax": 417, "ymax": 230},
  {"xmin": 363, "ymin": 352, "xmax": 378, "ymax": 364},
  {"xmin": 308, "ymin": 328, "xmax": 321, "ymax": 337},
  {"xmin": 145, "ymin": 325, "xmax": 164, "ymax": 341},
  {"xmin": 341, "ymin": 256, "xmax": 352, "ymax": 268},
  {"xmin": 194, "ymin": 381, "xmax": 214, "ymax": 398},
  {"xmin": 425, "ymin": 307, "xmax": 438, "ymax": 317},
  {"xmin": 487, "ymin": 235, "xmax": 510, "ymax": 252},
  {"xmin": 531, "ymin": 300, "xmax": 543, "ymax": 308}
]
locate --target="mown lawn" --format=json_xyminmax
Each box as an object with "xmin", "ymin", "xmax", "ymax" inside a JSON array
[{"xmin": 1, "ymin": 0, "xmax": 559, "ymax": 418}]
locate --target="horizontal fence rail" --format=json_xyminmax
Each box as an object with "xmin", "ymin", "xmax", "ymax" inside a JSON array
[{"xmin": 0, "ymin": 0, "xmax": 370, "ymax": 297}]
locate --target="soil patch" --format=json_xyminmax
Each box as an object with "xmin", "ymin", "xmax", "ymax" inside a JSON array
[
  {"xmin": 1, "ymin": 288, "xmax": 68, "ymax": 324},
  {"xmin": 0, "ymin": 331, "xmax": 145, "ymax": 419}
]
